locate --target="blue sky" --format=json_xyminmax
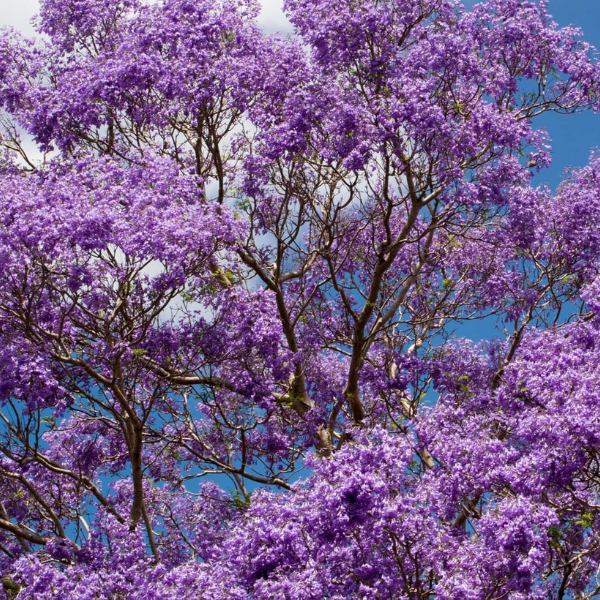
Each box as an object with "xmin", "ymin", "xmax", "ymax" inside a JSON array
[{"xmin": 535, "ymin": 1, "xmax": 600, "ymax": 188}]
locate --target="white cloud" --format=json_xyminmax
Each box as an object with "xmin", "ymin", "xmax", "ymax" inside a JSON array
[
  {"xmin": 257, "ymin": 0, "xmax": 293, "ymax": 34},
  {"xmin": 0, "ymin": 0, "xmax": 39, "ymax": 35}
]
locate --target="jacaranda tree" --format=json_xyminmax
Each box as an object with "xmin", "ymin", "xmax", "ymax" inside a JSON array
[{"xmin": 0, "ymin": 0, "xmax": 600, "ymax": 597}]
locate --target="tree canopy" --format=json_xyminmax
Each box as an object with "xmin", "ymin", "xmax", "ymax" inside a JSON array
[{"xmin": 0, "ymin": 0, "xmax": 600, "ymax": 598}]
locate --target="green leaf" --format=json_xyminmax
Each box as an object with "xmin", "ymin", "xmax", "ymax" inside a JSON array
[{"xmin": 576, "ymin": 512, "xmax": 594, "ymax": 529}]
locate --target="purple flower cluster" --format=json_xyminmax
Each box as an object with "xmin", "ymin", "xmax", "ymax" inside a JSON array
[{"xmin": 0, "ymin": 0, "xmax": 599, "ymax": 598}]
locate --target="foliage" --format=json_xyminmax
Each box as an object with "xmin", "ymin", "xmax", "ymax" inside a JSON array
[{"xmin": 0, "ymin": 0, "xmax": 600, "ymax": 597}]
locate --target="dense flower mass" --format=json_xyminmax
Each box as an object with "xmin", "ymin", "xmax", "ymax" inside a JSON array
[{"xmin": 0, "ymin": 0, "xmax": 600, "ymax": 598}]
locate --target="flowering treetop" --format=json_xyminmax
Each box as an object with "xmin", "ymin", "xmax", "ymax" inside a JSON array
[{"xmin": 0, "ymin": 0, "xmax": 600, "ymax": 598}]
